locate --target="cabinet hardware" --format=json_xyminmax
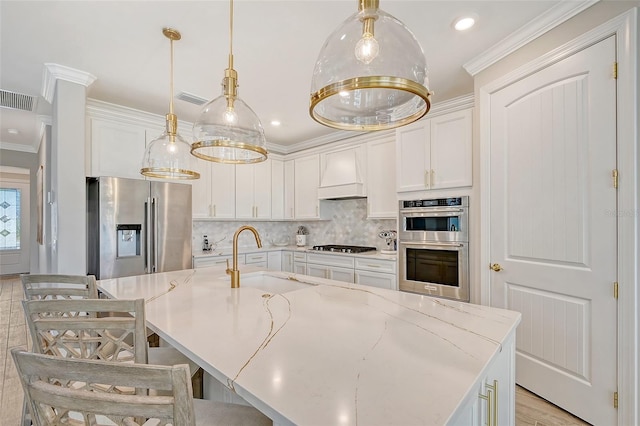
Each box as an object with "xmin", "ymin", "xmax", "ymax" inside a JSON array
[
  {"xmin": 431, "ymin": 169, "xmax": 435, "ymax": 187},
  {"xmin": 478, "ymin": 388, "xmax": 493, "ymax": 426},
  {"xmin": 366, "ymin": 264, "xmax": 380, "ymax": 268},
  {"xmin": 612, "ymin": 169, "xmax": 618, "ymax": 189},
  {"xmin": 614, "ymin": 391, "xmax": 618, "ymax": 408},
  {"xmin": 213, "ymin": 205, "xmax": 217, "ymax": 217},
  {"xmin": 614, "ymin": 281, "xmax": 619, "ymax": 299},
  {"xmin": 425, "ymin": 170, "xmax": 430, "ymax": 188},
  {"xmin": 486, "ymin": 380, "xmax": 498, "ymax": 426},
  {"xmin": 613, "ymin": 62, "xmax": 618, "ymax": 79},
  {"xmin": 489, "ymin": 263, "xmax": 503, "ymax": 272}
]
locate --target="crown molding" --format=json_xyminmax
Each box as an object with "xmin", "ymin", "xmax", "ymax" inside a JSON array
[
  {"xmin": 463, "ymin": 0, "xmax": 600, "ymax": 76},
  {"xmin": 0, "ymin": 141, "xmax": 37, "ymax": 153},
  {"xmin": 42, "ymin": 63, "xmax": 97, "ymax": 103}
]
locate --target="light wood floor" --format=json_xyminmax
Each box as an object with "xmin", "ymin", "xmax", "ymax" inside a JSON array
[{"xmin": 1, "ymin": 274, "xmax": 590, "ymax": 425}]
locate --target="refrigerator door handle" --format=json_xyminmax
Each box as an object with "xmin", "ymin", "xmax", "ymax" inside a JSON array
[
  {"xmin": 145, "ymin": 197, "xmax": 152, "ymax": 274},
  {"xmin": 152, "ymin": 197, "xmax": 159, "ymax": 273}
]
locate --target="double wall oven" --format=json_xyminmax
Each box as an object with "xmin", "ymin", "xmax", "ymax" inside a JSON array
[{"xmin": 398, "ymin": 197, "xmax": 469, "ymax": 302}]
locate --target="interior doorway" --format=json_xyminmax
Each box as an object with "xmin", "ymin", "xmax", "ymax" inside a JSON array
[{"xmin": 0, "ymin": 166, "xmax": 30, "ymax": 275}]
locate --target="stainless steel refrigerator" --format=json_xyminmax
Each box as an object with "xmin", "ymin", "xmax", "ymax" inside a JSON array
[{"xmin": 87, "ymin": 177, "xmax": 192, "ymax": 279}]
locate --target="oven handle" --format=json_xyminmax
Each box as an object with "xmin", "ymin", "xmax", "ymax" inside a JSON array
[
  {"xmin": 401, "ymin": 207, "xmax": 465, "ymax": 214},
  {"xmin": 400, "ymin": 241, "xmax": 465, "ymax": 248}
]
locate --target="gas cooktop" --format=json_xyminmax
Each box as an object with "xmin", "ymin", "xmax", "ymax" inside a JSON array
[{"xmin": 311, "ymin": 245, "xmax": 377, "ymax": 254}]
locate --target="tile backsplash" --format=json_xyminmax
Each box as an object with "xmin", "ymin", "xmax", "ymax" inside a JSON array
[{"xmin": 193, "ymin": 199, "xmax": 396, "ymax": 252}]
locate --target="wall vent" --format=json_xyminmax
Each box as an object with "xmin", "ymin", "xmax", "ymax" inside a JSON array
[
  {"xmin": 175, "ymin": 91, "xmax": 208, "ymax": 106},
  {"xmin": 0, "ymin": 89, "xmax": 37, "ymax": 112}
]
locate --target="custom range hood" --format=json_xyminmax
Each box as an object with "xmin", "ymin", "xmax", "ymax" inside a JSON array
[{"xmin": 318, "ymin": 146, "xmax": 367, "ymax": 200}]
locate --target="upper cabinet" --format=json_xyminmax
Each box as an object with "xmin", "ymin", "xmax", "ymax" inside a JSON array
[
  {"xmin": 235, "ymin": 160, "xmax": 272, "ymax": 219},
  {"xmin": 396, "ymin": 108, "xmax": 472, "ymax": 192},
  {"xmin": 192, "ymin": 162, "xmax": 236, "ymax": 219},
  {"xmin": 294, "ymin": 154, "xmax": 321, "ymax": 219},
  {"xmin": 366, "ymin": 134, "xmax": 397, "ymax": 218}
]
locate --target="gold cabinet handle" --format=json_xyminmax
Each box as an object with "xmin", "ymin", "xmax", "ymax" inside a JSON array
[
  {"xmin": 478, "ymin": 388, "xmax": 493, "ymax": 426},
  {"xmin": 431, "ymin": 169, "xmax": 435, "ymax": 187},
  {"xmin": 425, "ymin": 170, "xmax": 430, "ymax": 188},
  {"xmin": 486, "ymin": 380, "xmax": 498, "ymax": 426},
  {"xmin": 490, "ymin": 263, "xmax": 503, "ymax": 272}
]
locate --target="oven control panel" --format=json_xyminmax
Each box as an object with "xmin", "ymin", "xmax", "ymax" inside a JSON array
[{"xmin": 402, "ymin": 197, "xmax": 467, "ymax": 208}]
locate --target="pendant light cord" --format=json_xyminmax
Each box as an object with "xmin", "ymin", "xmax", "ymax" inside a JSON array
[
  {"xmin": 228, "ymin": 0, "xmax": 234, "ymax": 69},
  {"xmin": 169, "ymin": 36, "xmax": 175, "ymax": 115}
]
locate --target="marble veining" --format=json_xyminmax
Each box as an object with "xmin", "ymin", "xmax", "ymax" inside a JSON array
[{"xmin": 98, "ymin": 266, "xmax": 521, "ymax": 425}]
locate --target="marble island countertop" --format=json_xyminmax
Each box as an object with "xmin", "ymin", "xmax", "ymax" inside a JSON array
[{"xmin": 98, "ymin": 266, "xmax": 520, "ymax": 425}]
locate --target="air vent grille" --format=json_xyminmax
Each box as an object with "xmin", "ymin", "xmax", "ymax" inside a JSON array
[
  {"xmin": 0, "ymin": 90, "xmax": 37, "ymax": 112},
  {"xmin": 175, "ymin": 91, "xmax": 208, "ymax": 106}
]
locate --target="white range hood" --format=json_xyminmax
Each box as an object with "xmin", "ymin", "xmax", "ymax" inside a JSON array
[{"xmin": 318, "ymin": 145, "xmax": 367, "ymax": 200}]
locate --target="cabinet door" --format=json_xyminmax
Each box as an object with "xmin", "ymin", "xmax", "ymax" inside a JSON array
[
  {"xmin": 429, "ymin": 108, "xmax": 472, "ymax": 189},
  {"xmin": 354, "ymin": 270, "xmax": 396, "ymax": 290},
  {"xmin": 271, "ymin": 159, "xmax": 284, "ymax": 220},
  {"xmin": 235, "ymin": 165, "xmax": 254, "ymax": 219},
  {"xmin": 307, "ymin": 264, "xmax": 327, "ymax": 279},
  {"xmin": 293, "ymin": 262, "xmax": 307, "ymax": 275},
  {"xmin": 211, "ymin": 163, "xmax": 235, "ymax": 218},
  {"xmin": 192, "ymin": 162, "xmax": 213, "ymax": 218},
  {"xmin": 366, "ymin": 135, "xmax": 397, "ymax": 218},
  {"xmin": 268, "ymin": 251, "xmax": 282, "ymax": 271},
  {"xmin": 396, "ymin": 120, "xmax": 429, "ymax": 192},
  {"xmin": 294, "ymin": 154, "xmax": 320, "ymax": 219},
  {"xmin": 329, "ymin": 266, "xmax": 355, "ymax": 283},
  {"xmin": 282, "ymin": 251, "xmax": 294, "ymax": 272},
  {"xmin": 284, "ymin": 160, "xmax": 295, "ymax": 219},
  {"xmin": 253, "ymin": 160, "xmax": 272, "ymax": 219},
  {"xmin": 89, "ymin": 118, "xmax": 147, "ymax": 179}
]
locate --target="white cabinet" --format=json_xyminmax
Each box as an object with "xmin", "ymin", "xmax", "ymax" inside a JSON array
[
  {"xmin": 317, "ymin": 144, "xmax": 366, "ymax": 200},
  {"xmin": 396, "ymin": 108, "xmax": 472, "ymax": 192},
  {"xmin": 192, "ymin": 162, "xmax": 236, "ymax": 219},
  {"xmin": 282, "ymin": 251, "xmax": 294, "ymax": 272},
  {"xmin": 354, "ymin": 257, "xmax": 397, "ymax": 290},
  {"xmin": 235, "ymin": 160, "xmax": 271, "ymax": 219},
  {"xmin": 193, "ymin": 254, "xmax": 245, "ymax": 269},
  {"xmin": 284, "ymin": 160, "xmax": 295, "ymax": 220},
  {"xmin": 271, "ymin": 159, "xmax": 285, "ymax": 220},
  {"xmin": 307, "ymin": 253, "xmax": 355, "ymax": 283},
  {"xmin": 293, "ymin": 251, "xmax": 307, "ymax": 274},
  {"xmin": 294, "ymin": 154, "xmax": 321, "ymax": 219},
  {"xmin": 449, "ymin": 334, "xmax": 516, "ymax": 426},
  {"xmin": 366, "ymin": 135, "xmax": 397, "ymax": 218},
  {"xmin": 245, "ymin": 252, "xmax": 268, "ymax": 268},
  {"xmin": 87, "ymin": 117, "xmax": 148, "ymax": 179},
  {"xmin": 267, "ymin": 251, "xmax": 282, "ymax": 271}
]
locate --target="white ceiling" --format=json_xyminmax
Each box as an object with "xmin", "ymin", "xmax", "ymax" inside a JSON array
[{"xmin": 0, "ymin": 1, "xmax": 593, "ymax": 154}]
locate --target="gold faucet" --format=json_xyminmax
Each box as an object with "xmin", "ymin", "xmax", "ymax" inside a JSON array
[{"xmin": 226, "ymin": 225, "xmax": 262, "ymax": 288}]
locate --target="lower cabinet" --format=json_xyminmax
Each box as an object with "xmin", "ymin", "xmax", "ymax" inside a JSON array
[
  {"xmin": 244, "ymin": 252, "xmax": 268, "ymax": 269},
  {"xmin": 267, "ymin": 251, "xmax": 282, "ymax": 271},
  {"xmin": 306, "ymin": 253, "xmax": 355, "ymax": 283},
  {"xmin": 282, "ymin": 251, "xmax": 294, "ymax": 272},
  {"xmin": 193, "ymin": 254, "xmax": 245, "ymax": 269},
  {"xmin": 448, "ymin": 334, "xmax": 516, "ymax": 426},
  {"xmin": 354, "ymin": 257, "xmax": 397, "ymax": 290},
  {"xmin": 293, "ymin": 252, "xmax": 307, "ymax": 274}
]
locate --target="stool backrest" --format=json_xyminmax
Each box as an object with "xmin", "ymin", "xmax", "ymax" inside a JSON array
[
  {"xmin": 21, "ymin": 274, "xmax": 98, "ymax": 301},
  {"xmin": 11, "ymin": 348, "xmax": 195, "ymax": 426},
  {"xmin": 22, "ymin": 298, "xmax": 148, "ymax": 364}
]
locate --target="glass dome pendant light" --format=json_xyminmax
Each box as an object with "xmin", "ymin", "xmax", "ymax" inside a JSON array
[
  {"xmin": 310, "ymin": 0, "xmax": 432, "ymax": 132},
  {"xmin": 141, "ymin": 28, "xmax": 200, "ymax": 179},
  {"xmin": 191, "ymin": 0, "xmax": 267, "ymax": 164}
]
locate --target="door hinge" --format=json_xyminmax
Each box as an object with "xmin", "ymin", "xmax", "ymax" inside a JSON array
[
  {"xmin": 613, "ymin": 169, "xmax": 619, "ymax": 189},
  {"xmin": 613, "ymin": 62, "xmax": 618, "ymax": 79},
  {"xmin": 614, "ymin": 391, "xmax": 618, "ymax": 408},
  {"xmin": 614, "ymin": 282, "xmax": 619, "ymax": 299}
]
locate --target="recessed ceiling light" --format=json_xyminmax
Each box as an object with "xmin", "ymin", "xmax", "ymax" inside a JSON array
[
  {"xmin": 7, "ymin": 128, "xmax": 19, "ymax": 135},
  {"xmin": 270, "ymin": 120, "xmax": 281, "ymax": 127},
  {"xmin": 453, "ymin": 16, "xmax": 476, "ymax": 31}
]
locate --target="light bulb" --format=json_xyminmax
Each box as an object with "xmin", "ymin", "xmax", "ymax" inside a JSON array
[
  {"xmin": 355, "ymin": 33, "xmax": 379, "ymax": 64},
  {"xmin": 167, "ymin": 142, "xmax": 177, "ymax": 153},
  {"xmin": 223, "ymin": 107, "xmax": 238, "ymax": 124}
]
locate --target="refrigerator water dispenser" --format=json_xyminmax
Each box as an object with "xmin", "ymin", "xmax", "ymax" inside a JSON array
[{"xmin": 117, "ymin": 224, "xmax": 141, "ymax": 258}]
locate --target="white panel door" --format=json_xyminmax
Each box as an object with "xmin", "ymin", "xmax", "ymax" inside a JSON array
[{"xmin": 489, "ymin": 36, "xmax": 617, "ymax": 425}]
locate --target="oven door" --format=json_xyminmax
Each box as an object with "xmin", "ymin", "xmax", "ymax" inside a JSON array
[
  {"xmin": 399, "ymin": 207, "xmax": 468, "ymax": 242},
  {"xmin": 398, "ymin": 241, "xmax": 469, "ymax": 302}
]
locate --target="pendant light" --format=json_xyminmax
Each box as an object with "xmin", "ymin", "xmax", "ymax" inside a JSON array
[
  {"xmin": 310, "ymin": 0, "xmax": 432, "ymax": 131},
  {"xmin": 191, "ymin": 0, "xmax": 267, "ymax": 164},
  {"xmin": 141, "ymin": 28, "xmax": 200, "ymax": 179}
]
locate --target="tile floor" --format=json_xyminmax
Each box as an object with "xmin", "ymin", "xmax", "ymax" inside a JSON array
[{"xmin": 1, "ymin": 274, "xmax": 590, "ymax": 425}]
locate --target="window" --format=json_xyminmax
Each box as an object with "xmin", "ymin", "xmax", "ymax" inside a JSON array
[{"xmin": 0, "ymin": 188, "xmax": 21, "ymax": 250}]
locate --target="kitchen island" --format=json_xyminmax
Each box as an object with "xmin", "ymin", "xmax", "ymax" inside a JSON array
[{"xmin": 98, "ymin": 266, "xmax": 521, "ymax": 425}]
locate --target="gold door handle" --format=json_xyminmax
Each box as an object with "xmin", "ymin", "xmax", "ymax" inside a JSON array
[{"xmin": 490, "ymin": 263, "xmax": 503, "ymax": 272}]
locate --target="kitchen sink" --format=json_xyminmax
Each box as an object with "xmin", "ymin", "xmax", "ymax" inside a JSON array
[{"xmin": 222, "ymin": 271, "xmax": 317, "ymax": 294}]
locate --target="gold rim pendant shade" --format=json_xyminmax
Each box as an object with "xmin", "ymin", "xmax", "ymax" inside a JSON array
[
  {"xmin": 191, "ymin": 0, "xmax": 268, "ymax": 164},
  {"xmin": 310, "ymin": 0, "xmax": 432, "ymax": 131},
  {"xmin": 141, "ymin": 28, "xmax": 200, "ymax": 180}
]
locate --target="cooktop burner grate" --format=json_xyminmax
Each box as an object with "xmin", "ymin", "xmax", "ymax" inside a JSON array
[{"xmin": 311, "ymin": 245, "xmax": 377, "ymax": 254}]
